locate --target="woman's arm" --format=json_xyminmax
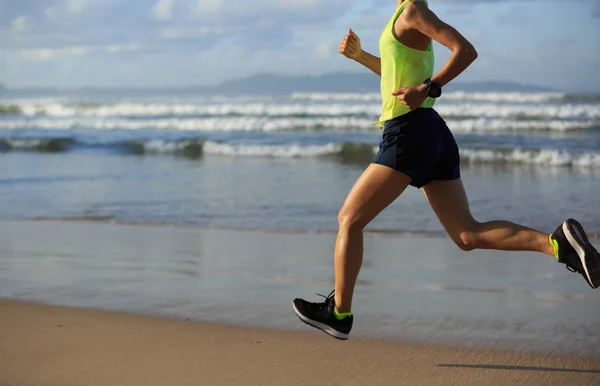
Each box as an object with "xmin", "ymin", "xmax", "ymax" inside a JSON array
[
  {"xmin": 393, "ymin": 1, "xmax": 478, "ymax": 110},
  {"xmin": 354, "ymin": 50, "xmax": 382, "ymax": 77},
  {"xmin": 408, "ymin": 1, "xmax": 478, "ymax": 88},
  {"xmin": 338, "ymin": 29, "xmax": 381, "ymax": 76}
]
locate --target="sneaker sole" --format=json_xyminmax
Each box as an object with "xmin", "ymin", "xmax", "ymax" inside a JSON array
[
  {"xmin": 291, "ymin": 302, "xmax": 349, "ymax": 340},
  {"xmin": 564, "ymin": 219, "xmax": 600, "ymax": 289}
]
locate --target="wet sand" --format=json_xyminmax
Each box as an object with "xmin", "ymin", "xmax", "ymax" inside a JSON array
[
  {"xmin": 1, "ymin": 298, "xmax": 599, "ymax": 386},
  {"xmin": 1, "ymin": 219, "xmax": 599, "ymax": 359}
]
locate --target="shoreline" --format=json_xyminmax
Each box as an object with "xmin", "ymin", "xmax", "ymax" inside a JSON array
[
  {"xmin": 2, "ymin": 298, "xmax": 599, "ymax": 386},
  {"xmin": 4, "ymin": 217, "xmax": 456, "ymax": 237},
  {"xmin": 1, "ymin": 219, "xmax": 599, "ymax": 360},
  {"xmin": 5, "ymin": 217, "xmax": 600, "ymax": 240}
]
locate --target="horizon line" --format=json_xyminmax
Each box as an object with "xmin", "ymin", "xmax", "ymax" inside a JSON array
[{"xmin": 0, "ymin": 72, "xmax": 572, "ymax": 93}]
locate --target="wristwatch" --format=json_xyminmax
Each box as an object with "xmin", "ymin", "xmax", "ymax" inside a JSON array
[{"xmin": 423, "ymin": 78, "xmax": 442, "ymax": 98}]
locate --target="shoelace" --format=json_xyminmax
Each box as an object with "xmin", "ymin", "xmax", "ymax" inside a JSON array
[
  {"xmin": 310, "ymin": 290, "xmax": 335, "ymax": 318},
  {"xmin": 316, "ymin": 290, "xmax": 335, "ymax": 301},
  {"xmin": 557, "ymin": 258, "xmax": 579, "ymax": 273}
]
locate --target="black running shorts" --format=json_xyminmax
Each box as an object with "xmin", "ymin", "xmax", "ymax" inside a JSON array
[{"xmin": 373, "ymin": 108, "xmax": 461, "ymax": 189}]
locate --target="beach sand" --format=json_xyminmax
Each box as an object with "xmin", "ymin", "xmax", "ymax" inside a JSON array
[
  {"xmin": 1, "ymin": 298, "xmax": 599, "ymax": 386},
  {"xmin": 2, "ymin": 220, "xmax": 599, "ymax": 356},
  {"xmin": 1, "ymin": 220, "xmax": 599, "ymax": 385}
]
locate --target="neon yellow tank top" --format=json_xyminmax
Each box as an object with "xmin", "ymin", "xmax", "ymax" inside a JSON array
[{"xmin": 377, "ymin": 0, "xmax": 435, "ymax": 126}]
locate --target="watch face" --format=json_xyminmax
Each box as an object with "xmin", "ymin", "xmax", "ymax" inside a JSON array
[{"xmin": 428, "ymin": 85, "xmax": 442, "ymax": 98}]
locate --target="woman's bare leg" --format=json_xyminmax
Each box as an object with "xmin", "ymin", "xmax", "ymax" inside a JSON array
[
  {"xmin": 422, "ymin": 179, "xmax": 554, "ymax": 256},
  {"xmin": 334, "ymin": 164, "xmax": 412, "ymax": 313}
]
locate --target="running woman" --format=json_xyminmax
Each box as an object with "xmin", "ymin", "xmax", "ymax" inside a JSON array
[{"xmin": 292, "ymin": 0, "xmax": 600, "ymax": 340}]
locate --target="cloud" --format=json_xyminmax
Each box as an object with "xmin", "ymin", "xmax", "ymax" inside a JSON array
[
  {"xmin": 13, "ymin": 43, "xmax": 139, "ymax": 61},
  {"xmin": 0, "ymin": 0, "xmax": 596, "ymax": 91},
  {"xmin": 443, "ymin": 6, "xmax": 473, "ymax": 16},
  {"xmin": 317, "ymin": 40, "xmax": 334, "ymax": 59},
  {"xmin": 43, "ymin": 0, "xmax": 87, "ymax": 22},
  {"xmin": 159, "ymin": 26, "xmax": 224, "ymax": 39},
  {"xmin": 496, "ymin": 6, "xmax": 531, "ymax": 26},
  {"xmin": 20, "ymin": 48, "xmax": 57, "ymax": 61},
  {"xmin": 151, "ymin": 0, "xmax": 176, "ymax": 21},
  {"xmin": 44, "ymin": 7, "xmax": 60, "ymax": 22},
  {"xmin": 540, "ymin": 35, "xmax": 575, "ymax": 50},
  {"xmin": 10, "ymin": 16, "xmax": 32, "ymax": 33},
  {"xmin": 65, "ymin": 0, "xmax": 87, "ymax": 15},
  {"xmin": 190, "ymin": 0, "xmax": 354, "ymax": 23},
  {"xmin": 105, "ymin": 44, "xmax": 140, "ymax": 53},
  {"xmin": 193, "ymin": 0, "xmax": 224, "ymax": 18},
  {"xmin": 0, "ymin": 1, "xmax": 151, "ymax": 54},
  {"xmin": 464, "ymin": 28, "xmax": 485, "ymax": 41}
]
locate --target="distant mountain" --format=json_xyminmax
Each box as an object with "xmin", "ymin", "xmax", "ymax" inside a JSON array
[
  {"xmin": 447, "ymin": 81, "xmax": 559, "ymax": 93},
  {"xmin": 208, "ymin": 73, "xmax": 380, "ymax": 94},
  {"xmin": 0, "ymin": 73, "xmax": 561, "ymax": 95},
  {"xmin": 207, "ymin": 73, "xmax": 560, "ymax": 95}
]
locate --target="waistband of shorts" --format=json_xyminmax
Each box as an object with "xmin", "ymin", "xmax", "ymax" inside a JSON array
[{"xmin": 383, "ymin": 108, "xmax": 433, "ymax": 128}]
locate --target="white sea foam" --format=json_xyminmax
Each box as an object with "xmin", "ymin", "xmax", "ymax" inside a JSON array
[
  {"xmin": 8, "ymin": 101, "xmax": 599, "ymax": 120},
  {"xmin": 0, "ymin": 117, "xmax": 596, "ymax": 133},
  {"xmin": 3, "ymin": 139, "xmax": 46, "ymax": 149},
  {"xmin": 17, "ymin": 102, "xmax": 382, "ymax": 118},
  {"xmin": 435, "ymin": 104, "xmax": 600, "ymax": 120},
  {"xmin": 291, "ymin": 91, "xmax": 568, "ymax": 103},
  {"xmin": 448, "ymin": 119, "xmax": 597, "ymax": 133},
  {"xmin": 0, "ymin": 117, "xmax": 377, "ymax": 132},
  {"xmin": 290, "ymin": 92, "xmax": 382, "ymax": 102},
  {"xmin": 460, "ymin": 148, "xmax": 600, "ymax": 168},
  {"xmin": 143, "ymin": 139, "xmax": 190, "ymax": 153},
  {"xmin": 198, "ymin": 144, "xmax": 600, "ymax": 168},
  {"xmin": 135, "ymin": 140, "xmax": 600, "ymax": 168},
  {"xmin": 202, "ymin": 141, "xmax": 341, "ymax": 158},
  {"xmin": 194, "ymin": 142, "xmax": 600, "ymax": 168},
  {"xmin": 3, "ymin": 135, "xmax": 599, "ymax": 169},
  {"xmin": 442, "ymin": 91, "xmax": 567, "ymax": 103}
]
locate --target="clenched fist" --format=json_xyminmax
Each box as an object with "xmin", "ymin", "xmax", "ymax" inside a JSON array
[
  {"xmin": 338, "ymin": 28, "xmax": 362, "ymax": 60},
  {"xmin": 392, "ymin": 87, "xmax": 428, "ymax": 111}
]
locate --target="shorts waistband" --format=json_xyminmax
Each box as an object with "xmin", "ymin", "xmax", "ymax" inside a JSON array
[{"xmin": 383, "ymin": 108, "xmax": 434, "ymax": 129}]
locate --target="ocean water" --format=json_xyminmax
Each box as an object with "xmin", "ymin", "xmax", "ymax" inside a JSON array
[
  {"xmin": 1, "ymin": 89, "xmax": 600, "ymax": 234},
  {"xmin": 2, "ymin": 90, "xmax": 600, "ymax": 356}
]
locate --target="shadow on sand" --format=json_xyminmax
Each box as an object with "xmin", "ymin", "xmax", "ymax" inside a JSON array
[{"xmin": 437, "ymin": 364, "xmax": 600, "ymax": 374}]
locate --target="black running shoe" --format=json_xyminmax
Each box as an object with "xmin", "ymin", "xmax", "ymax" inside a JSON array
[
  {"xmin": 292, "ymin": 291, "xmax": 353, "ymax": 340},
  {"xmin": 550, "ymin": 218, "xmax": 600, "ymax": 289}
]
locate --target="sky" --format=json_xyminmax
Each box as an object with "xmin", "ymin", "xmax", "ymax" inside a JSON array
[{"xmin": 0, "ymin": 0, "xmax": 599, "ymax": 91}]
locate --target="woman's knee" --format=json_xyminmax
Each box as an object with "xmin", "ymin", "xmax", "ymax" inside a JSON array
[{"xmin": 337, "ymin": 206, "xmax": 367, "ymax": 231}]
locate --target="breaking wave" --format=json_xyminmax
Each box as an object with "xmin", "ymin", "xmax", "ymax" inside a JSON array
[
  {"xmin": 0, "ymin": 117, "xmax": 597, "ymax": 133},
  {"xmin": 1, "ymin": 101, "xmax": 599, "ymax": 121},
  {"xmin": 291, "ymin": 92, "xmax": 600, "ymax": 104},
  {"xmin": 460, "ymin": 148, "xmax": 600, "ymax": 168},
  {"xmin": 2, "ymin": 136, "xmax": 600, "ymax": 168},
  {"xmin": 0, "ymin": 104, "xmax": 21, "ymax": 115},
  {"xmin": 0, "ymin": 117, "xmax": 378, "ymax": 132},
  {"xmin": 0, "ymin": 137, "xmax": 75, "ymax": 152}
]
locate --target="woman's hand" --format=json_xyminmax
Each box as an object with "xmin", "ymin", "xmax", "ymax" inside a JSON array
[
  {"xmin": 338, "ymin": 29, "xmax": 362, "ymax": 60},
  {"xmin": 392, "ymin": 86, "xmax": 428, "ymax": 110}
]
